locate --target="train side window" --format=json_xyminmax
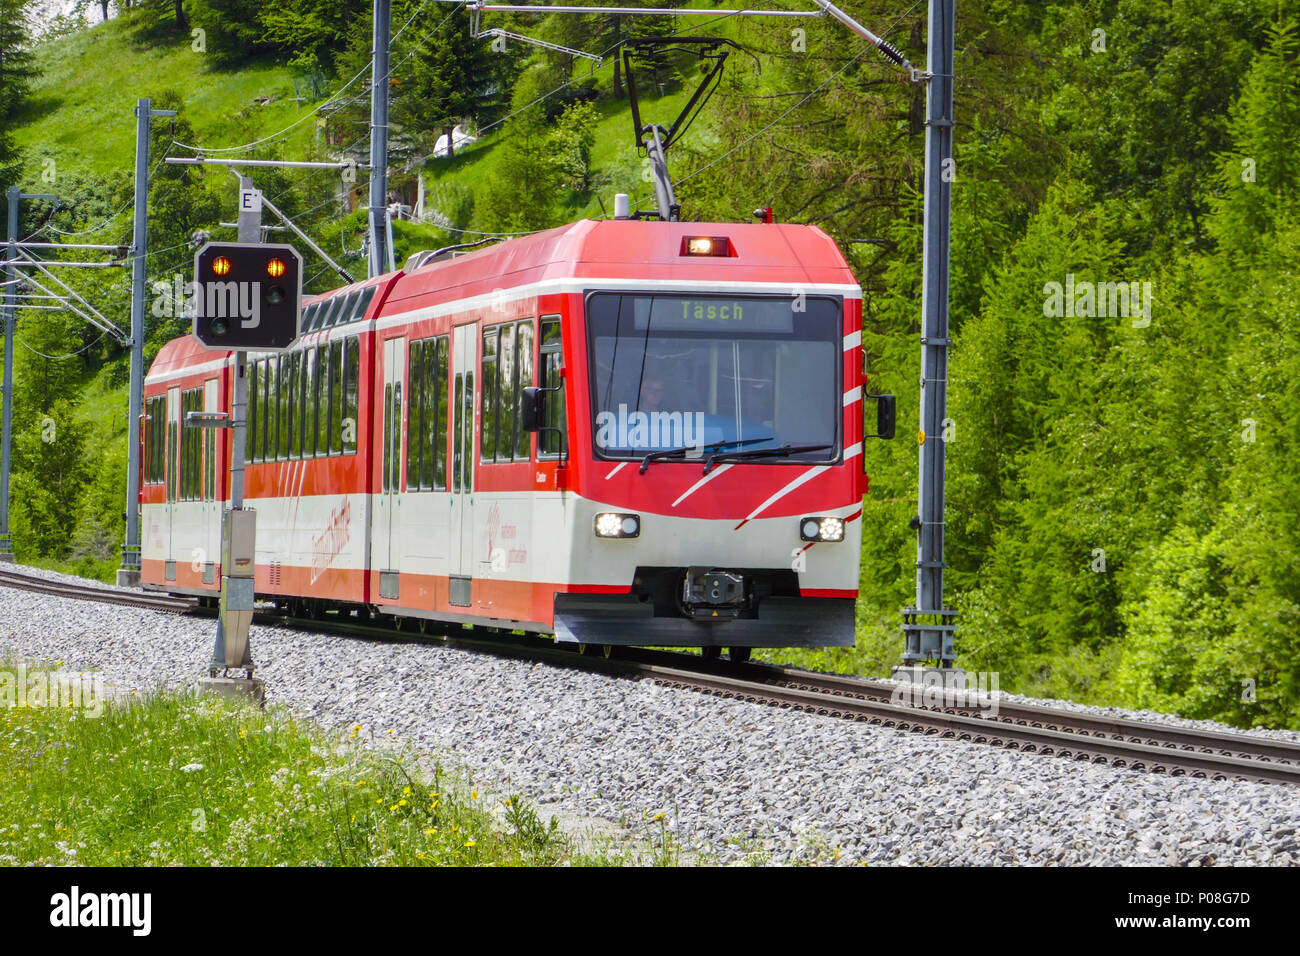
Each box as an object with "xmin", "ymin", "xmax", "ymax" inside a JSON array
[
  {"xmin": 419, "ymin": 337, "xmax": 436, "ymax": 490},
  {"xmin": 179, "ymin": 387, "xmax": 197, "ymax": 500},
  {"xmin": 143, "ymin": 399, "xmax": 152, "ymax": 483},
  {"xmin": 434, "ymin": 337, "xmax": 448, "ymax": 489},
  {"xmin": 278, "ymin": 358, "xmax": 291, "ymax": 463},
  {"xmin": 154, "ymin": 395, "xmax": 166, "ymax": 483},
  {"xmin": 481, "ymin": 328, "xmax": 497, "ymax": 462},
  {"xmin": 191, "ymin": 388, "xmax": 203, "ymax": 497},
  {"xmin": 329, "ymin": 339, "xmax": 343, "ymax": 454},
  {"xmin": 313, "ymin": 345, "xmax": 328, "ymax": 456},
  {"xmin": 248, "ymin": 360, "xmax": 260, "ymax": 463},
  {"xmin": 323, "ymin": 294, "xmax": 342, "ymax": 329},
  {"xmin": 158, "ymin": 396, "xmax": 167, "ymax": 483},
  {"xmin": 498, "ymin": 323, "xmax": 517, "ymax": 462},
  {"xmin": 282, "ymin": 354, "xmax": 295, "ymax": 460},
  {"xmin": 383, "ymin": 383, "xmax": 393, "ymax": 493},
  {"xmin": 343, "ymin": 337, "xmax": 360, "ymax": 454},
  {"xmin": 354, "ymin": 287, "xmax": 376, "ymax": 322},
  {"xmin": 345, "ymin": 291, "xmax": 364, "ymax": 326},
  {"xmin": 330, "ymin": 294, "xmax": 349, "ymax": 327},
  {"xmin": 191, "ymin": 387, "xmax": 203, "ymax": 498},
  {"xmin": 313, "ymin": 299, "xmax": 332, "ymax": 331},
  {"xmin": 144, "ymin": 396, "xmax": 159, "ymax": 483},
  {"xmin": 322, "ymin": 295, "xmax": 341, "ymax": 329},
  {"xmin": 166, "ymin": 416, "xmax": 177, "ymax": 502},
  {"xmin": 453, "ymin": 375, "xmax": 463, "ymax": 493},
  {"xmin": 391, "ymin": 383, "xmax": 402, "ymax": 489},
  {"xmin": 301, "ymin": 348, "xmax": 316, "ymax": 458},
  {"xmin": 417, "ymin": 339, "xmax": 433, "ymax": 490},
  {"xmin": 285, "ymin": 351, "xmax": 298, "ymax": 459},
  {"xmin": 177, "ymin": 393, "xmax": 186, "ymax": 497},
  {"xmin": 406, "ymin": 339, "xmax": 423, "ymax": 489},
  {"xmin": 205, "ymin": 413, "xmax": 216, "ymax": 499},
  {"xmin": 515, "ymin": 320, "xmax": 534, "ymax": 459},
  {"xmin": 539, "ymin": 317, "xmax": 567, "ymax": 457},
  {"xmin": 464, "ymin": 372, "xmax": 473, "ymax": 488},
  {"xmin": 205, "ymin": 383, "xmax": 217, "ymax": 501},
  {"xmin": 265, "ymin": 357, "xmax": 278, "ymax": 463}
]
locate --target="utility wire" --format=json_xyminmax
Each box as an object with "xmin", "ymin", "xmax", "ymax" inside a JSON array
[{"xmin": 630, "ymin": 0, "xmax": 925, "ymax": 208}]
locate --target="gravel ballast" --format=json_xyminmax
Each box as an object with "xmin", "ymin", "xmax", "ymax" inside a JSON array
[{"xmin": 2, "ymin": 566, "xmax": 1298, "ymax": 865}]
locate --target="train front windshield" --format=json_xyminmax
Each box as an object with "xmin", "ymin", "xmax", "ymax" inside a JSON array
[{"xmin": 586, "ymin": 292, "xmax": 842, "ymax": 461}]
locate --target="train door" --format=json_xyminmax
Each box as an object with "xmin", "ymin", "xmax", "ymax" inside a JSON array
[
  {"xmin": 203, "ymin": 377, "xmax": 219, "ymax": 585},
  {"xmin": 375, "ymin": 336, "xmax": 405, "ymax": 599},
  {"xmin": 164, "ymin": 386, "xmax": 180, "ymax": 581},
  {"xmin": 448, "ymin": 324, "xmax": 475, "ymax": 607}
]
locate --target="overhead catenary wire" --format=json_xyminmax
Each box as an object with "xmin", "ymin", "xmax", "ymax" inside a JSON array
[
  {"xmin": 169, "ymin": 0, "xmax": 457, "ymax": 158},
  {"xmin": 627, "ymin": 0, "xmax": 926, "ymax": 211},
  {"xmin": 16, "ymin": 331, "xmax": 111, "ymax": 361}
]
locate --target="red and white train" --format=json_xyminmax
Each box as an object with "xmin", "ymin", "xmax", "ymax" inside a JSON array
[{"xmin": 140, "ymin": 218, "xmax": 891, "ymax": 659}]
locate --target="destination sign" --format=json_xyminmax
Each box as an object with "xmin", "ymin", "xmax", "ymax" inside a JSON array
[{"xmin": 628, "ymin": 295, "xmax": 797, "ymax": 333}]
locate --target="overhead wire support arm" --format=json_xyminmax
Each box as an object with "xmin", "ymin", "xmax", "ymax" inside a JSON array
[
  {"xmin": 9, "ymin": 252, "xmax": 129, "ymax": 344},
  {"xmin": 468, "ymin": 3, "xmax": 824, "ymax": 16},
  {"xmin": 165, "ymin": 157, "xmax": 373, "ymax": 172},
  {"xmin": 807, "ymin": 0, "xmax": 925, "ymax": 78},
  {"xmin": 259, "ymin": 194, "xmax": 357, "ymax": 286},
  {"xmin": 469, "ymin": 2, "xmax": 923, "ymax": 80},
  {"xmin": 0, "ymin": 241, "xmax": 129, "ymax": 252},
  {"xmin": 477, "ymin": 28, "xmax": 604, "ymax": 62},
  {"xmin": 223, "ymin": 166, "xmax": 355, "ymax": 285}
]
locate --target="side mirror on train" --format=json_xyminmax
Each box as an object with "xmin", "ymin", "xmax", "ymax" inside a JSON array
[
  {"xmin": 866, "ymin": 393, "xmax": 896, "ymax": 441},
  {"xmin": 520, "ymin": 387, "xmax": 543, "ymax": 433}
]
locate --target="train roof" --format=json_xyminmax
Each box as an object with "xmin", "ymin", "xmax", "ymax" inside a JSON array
[
  {"xmin": 148, "ymin": 218, "xmax": 859, "ymax": 378},
  {"xmin": 385, "ymin": 219, "xmax": 859, "ymax": 311}
]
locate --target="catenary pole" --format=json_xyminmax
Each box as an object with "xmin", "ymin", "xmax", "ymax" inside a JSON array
[
  {"xmin": 118, "ymin": 98, "xmax": 176, "ymax": 587},
  {"xmin": 368, "ymin": 0, "xmax": 392, "ymax": 278},
  {"xmin": 0, "ymin": 187, "xmax": 19, "ymax": 562},
  {"xmin": 1, "ymin": 187, "xmax": 57, "ymax": 562},
  {"xmin": 902, "ymin": 0, "xmax": 957, "ymax": 665}
]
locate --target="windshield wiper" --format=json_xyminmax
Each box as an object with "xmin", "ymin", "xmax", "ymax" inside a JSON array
[
  {"xmin": 703, "ymin": 443, "xmax": 835, "ymax": 474},
  {"xmin": 639, "ymin": 436, "xmax": 773, "ymax": 474}
]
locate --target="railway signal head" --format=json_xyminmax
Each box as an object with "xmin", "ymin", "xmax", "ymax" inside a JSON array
[{"xmin": 192, "ymin": 242, "xmax": 303, "ymax": 351}]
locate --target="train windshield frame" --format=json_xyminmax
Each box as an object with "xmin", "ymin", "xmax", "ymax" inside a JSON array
[{"xmin": 585, "ymin": 291, "xmax": 843, "ymax": 464}]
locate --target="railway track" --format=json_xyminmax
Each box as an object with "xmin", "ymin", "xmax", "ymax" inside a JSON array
[
  {"xmin": 0, "ymin": 567, "xmax": 197, "ymax": 614},
  {"xmin": 3, "ymin": 565, "xmax": 1299, "ymax": 785}
]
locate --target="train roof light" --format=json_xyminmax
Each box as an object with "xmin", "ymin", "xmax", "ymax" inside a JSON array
[{"xmin": 682, "ymin": 236, "xmax": 732, "ymax": 257}]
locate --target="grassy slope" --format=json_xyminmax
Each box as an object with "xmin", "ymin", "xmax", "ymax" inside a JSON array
[{"xmin": 13, "ymin": 18, "xmax": 311, "ymax": 180}]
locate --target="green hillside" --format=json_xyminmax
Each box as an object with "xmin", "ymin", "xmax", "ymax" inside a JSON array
[{"xmin": 14, "ymin": 21, "xmax": 312, "ymax": 177}]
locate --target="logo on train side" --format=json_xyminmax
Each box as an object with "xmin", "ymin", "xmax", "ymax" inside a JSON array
[
  {"xmin": 310, "ymin": 500, "xmax": 352, "ymax": 585},
  {"xmin": 485, "ymin": 502, "xmax": 525, "ymax": 572}
]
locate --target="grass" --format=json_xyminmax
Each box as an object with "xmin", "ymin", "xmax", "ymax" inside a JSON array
[
  {"xmin": 14, "ymin": 18, "xmax": 310, "ymax": 184},
  {"xmin": 0, "ymin": 661, "xmax": 608, "ymax": 866}
]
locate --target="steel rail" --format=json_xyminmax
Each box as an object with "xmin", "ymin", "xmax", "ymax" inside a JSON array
[
  {"xmin": 0, "ymin": 568, "xmax": 195, "ymax": 613},
  {"xmin": 1, "ymin": 565, "xmax": 1296, "ymax": 783},
  {"xmin": 758, "ymin": 665, "xmax": 1300, "ymax": 767}
]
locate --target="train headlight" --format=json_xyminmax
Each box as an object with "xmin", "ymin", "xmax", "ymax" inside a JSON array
[
  {"xmin": 595, "ymin": 512, "xmax": 640, "ymax": 538},
  {"xmin": 800, "ymin": 516, "xmax": 845, "ymax": 542}
]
